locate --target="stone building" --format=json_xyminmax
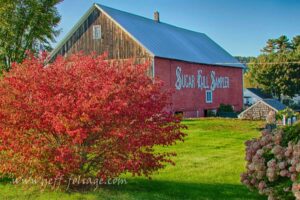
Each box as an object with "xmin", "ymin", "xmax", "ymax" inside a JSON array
[{"xmin": 238, "ymin": 99, "xmax": 286, "ymax": 120}]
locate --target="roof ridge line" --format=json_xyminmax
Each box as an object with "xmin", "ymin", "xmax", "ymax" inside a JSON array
[{"xmin": 96, "ymin": 3, "xmax": 205, "ymax": 36}]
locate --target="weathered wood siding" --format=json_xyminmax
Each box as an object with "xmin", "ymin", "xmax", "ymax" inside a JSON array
[{"xmin": 53, "ymin": 9, "xmax": 153, "ymax": 73}]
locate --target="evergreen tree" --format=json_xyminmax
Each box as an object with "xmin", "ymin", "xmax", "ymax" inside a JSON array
[
  {"xmin": 261, "ymin": 39, "xmax": 277, "ymax": 54},
  {"xmin": 275, "ymin": 35, "xmax": 292, "ymax": 53},
  {"xmin": 292, "ymin": 35, "xmax": 300, "ymax": 50}
]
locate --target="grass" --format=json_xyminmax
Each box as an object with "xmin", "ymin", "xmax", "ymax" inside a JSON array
[{"xmin": 0, "ymin": 118, "xmax": 266, "ymax": 200}]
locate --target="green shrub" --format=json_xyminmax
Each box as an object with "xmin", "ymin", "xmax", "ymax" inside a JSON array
[
  {"xmin": 207, "ymin": 110, "xmax": 217, "ymax": 117},
  {"xmin": 217, "ymin": 104, "xmax": 237, "ymax": 118},
  {"xmin": 218, "ymin": 104, "xmax": 234, "ymax": 113},
  {"xmin": 277, "ymin": 108, "xmax": 299, "ymax": 120}
]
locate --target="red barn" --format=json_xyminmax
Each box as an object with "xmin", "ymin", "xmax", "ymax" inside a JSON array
[{"xmin": 50, "ymin": 4, "xmax": 244, "ymax": 118}]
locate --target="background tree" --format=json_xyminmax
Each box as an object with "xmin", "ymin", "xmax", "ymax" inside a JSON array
[
  {"xmin": 0, "ymin": 0, "xmax": 62, "ymax": 73},
  {"xmin": 261, "ymin": 35, "xmax": 293, "ymax": 54},
  {"xmin": 234, "ymin": 56, "xmax": 258, "ymax": 88},
  {"xmin": 275, "ymin": 35, "xmax": 292, "ymax": 53},
  {"xmin": 245, "ymin": 35, "xmax": 300, "ymax": 99},
  {"xmin": 261, "ymin": 39, "xmax": 277, "ymax": 54},
  {"xmin": 292, "ymin": 35, "xmax": 300, "ymax": 50},
  {"xmin": 235, "ymin": 56, "xmax": 256, "ymax": 64}
]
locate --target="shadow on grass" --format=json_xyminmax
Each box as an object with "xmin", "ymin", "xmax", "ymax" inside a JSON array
[
  {"xmin": 0, "ymin": 179, "xmax": 267, "ymax": 200},
  {"xmin": 98, "ymin": 179, "xmax": 267, "ymax": 200},
  {"xmin": 0, "ymin": 176, "xmax": 13, "ymax": 184}
]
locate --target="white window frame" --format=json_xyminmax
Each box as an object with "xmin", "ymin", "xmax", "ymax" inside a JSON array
[
  {"xmin": 206, "ymin": 90, "xmax": 213, "ymax": 103},
  {"xmin": 93, "ymin": 25, "xmax": 101, "ymax": 40}
]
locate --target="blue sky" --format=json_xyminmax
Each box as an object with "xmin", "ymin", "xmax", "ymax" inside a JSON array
[{"xmin": 54, "ymin": 0, "xmax": 300, "ymax": 56}]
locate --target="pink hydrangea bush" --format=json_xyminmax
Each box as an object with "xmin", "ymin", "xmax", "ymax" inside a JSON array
[{"xmin": 241, "ymin": 123, "xmax": 300, "ymax": 200}]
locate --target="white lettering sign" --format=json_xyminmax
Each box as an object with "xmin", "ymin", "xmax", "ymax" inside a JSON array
[
  {"xmin": 175, "ymin": 67, "xmax": 195, "ymax": 90},
  {"xmin": 197, "ymin": 70, "xmax": 209, "ymax": 90},
  {"xmin": 175, "ymin": 66, "xmax": 230, "ymax": 91}
]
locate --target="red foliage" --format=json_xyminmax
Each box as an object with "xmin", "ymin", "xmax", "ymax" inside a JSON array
[{"xmin": 0, "ymin": 53, "xmax": 186, "ymax": 182}]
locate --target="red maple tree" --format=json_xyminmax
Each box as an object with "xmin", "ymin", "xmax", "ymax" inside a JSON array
[{"xmin": 0, "ymin": 53, "xmax": 186, "ymax": 184}]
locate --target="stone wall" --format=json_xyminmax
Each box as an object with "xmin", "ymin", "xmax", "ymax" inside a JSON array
[{"xmin": 239, "ymin": 101, "xmax": 275, "ymax": 120}]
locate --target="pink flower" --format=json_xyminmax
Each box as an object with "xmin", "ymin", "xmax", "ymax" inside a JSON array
[
  {"xmin": 296, "ymin": 164, "xmax": 300, "ymax": 172},
  {"xmin": 267, "ymin": 159, "xmax": 276, "ymax": 168},
  {"xmin": 279, "ymin": 170, "xmax": 289, "ymax": 177},
  {"xmin": 278, "ymin": 161, "xmax": 287, "ymax": 170},
  {"xmin": 291, "ymin": 174, "xmax": 297, "ymax": 181},
  {"xmin": 258, "ymin": 181, "xmax": 266, "ymax": 190}
]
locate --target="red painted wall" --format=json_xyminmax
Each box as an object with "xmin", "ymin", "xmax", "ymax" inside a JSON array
[{"xmin": 154, "ymin": 57, "xmax": 243, "ymax": 118}]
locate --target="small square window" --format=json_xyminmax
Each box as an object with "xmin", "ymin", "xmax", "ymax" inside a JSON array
[
  {"xmin": 206, "ymin": 90, "xmax": 213, "ymax": 103},
  {"xmin": 93, "ymin": 25, "xmax": 101, "ymax": 40}
]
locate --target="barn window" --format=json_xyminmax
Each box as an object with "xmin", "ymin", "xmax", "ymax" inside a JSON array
[
  {"xmin": 206, "ymin": 90, "xmax": 213, "ymax": 103},
  {"xmin": 93, "ymin": 25, "xmax": 101, "ymax": 39}
]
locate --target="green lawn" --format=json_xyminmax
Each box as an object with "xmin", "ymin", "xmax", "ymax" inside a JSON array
[{"xmin": 0, "ymin": 118, "xmax": 266, "ymax": 200}]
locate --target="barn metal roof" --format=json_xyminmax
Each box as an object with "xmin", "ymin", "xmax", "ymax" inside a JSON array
[
  {"xmin": 96, "ymin": 4, "xmax": 243, "ymax": 68},
  {"xmin": 50, "ymin": 4, "xmax": 244, "ymax": 68}
]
